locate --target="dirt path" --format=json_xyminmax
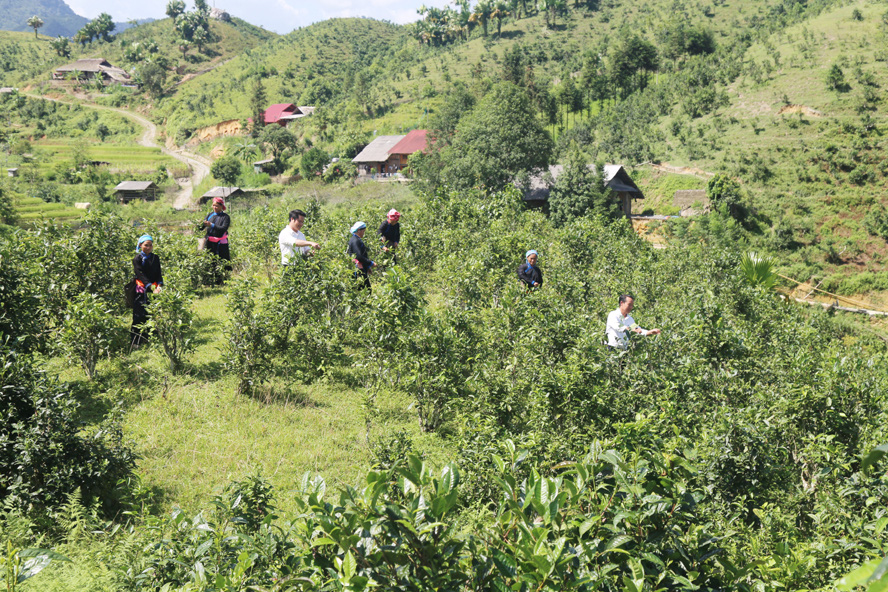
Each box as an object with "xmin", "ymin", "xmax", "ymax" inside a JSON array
[{"xmin": 26, "ymin": 93, "xmax": 211, "ymax": 210}]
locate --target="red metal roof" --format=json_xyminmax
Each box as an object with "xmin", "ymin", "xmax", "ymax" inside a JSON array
[
  {"xmin": 389, "ymin": 129, "xmax": 428, "ymax": 155},
  {"xmin": 264, "ymin": 103, "xmax": 297, "ymax": 124}
]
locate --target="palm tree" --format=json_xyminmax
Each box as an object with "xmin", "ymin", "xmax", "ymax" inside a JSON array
[
  {"xmin": 471, "ymin": 0, "xmax": 493, "ymax": 37},
  {"xmin": 491, "ymin": 1, "xmax": 510, "ymax": 36},
  {"xmin": 740, "ymin": 252, "xmax": 778, "ymax": 290},
  {"xmin": 27, "ymin": 15, "xmax": 44, "ymax": 38}
]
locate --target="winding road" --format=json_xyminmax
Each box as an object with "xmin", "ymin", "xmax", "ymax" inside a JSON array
[{"xmin": 26, "ymin": 93, "xmax": 211, "ymax": 210}]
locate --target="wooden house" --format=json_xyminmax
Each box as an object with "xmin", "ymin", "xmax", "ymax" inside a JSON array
[
  {"xmin": 114, "ymin": 181, "xmax": 157, "ymax": 203},
  {"xmin": 53, "ymin": 59, "xmax": 131, "ymax": 84},
  {"xmin": 521, "ymin": 164, "xmax": 644, "ymax": 217},
  {"xmin": 352, "ymin": 135, "xmax": 406, "ymax": 176},
  {"xmin": 388, "ymin": 130, "xmax": 429, "ymax": 172},
  {"xmin": 199, "ymin": 186, "xmax": 244, "ymax": 205}
]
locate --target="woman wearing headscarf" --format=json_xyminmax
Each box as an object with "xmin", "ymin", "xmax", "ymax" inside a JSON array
[
  {"xmin": 202, "ymin": 196, "xmax": 231, "ymax": 284},
  {"xmin": 131, "ymin": 234, "xmax": 164, "ymax": 348},
  {"xmin": 516, "ymin": 250, "xmax": 543, "ymax": 289},
  {"xmin": 347, "ymin": 221, "xmax": 374, "ymax": 290},
  {"xmin": 378, "ymin": 208, "xmax": 401, "ymax": 255}
]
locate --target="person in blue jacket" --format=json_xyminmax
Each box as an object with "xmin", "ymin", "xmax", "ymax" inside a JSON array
[
  {"xmin": 131, "ymin": 234, "xmax": 163, "ymax": 348},
  {"xmin": 516, "ymin": 249, "xmax": 543, "ymax": 289}
]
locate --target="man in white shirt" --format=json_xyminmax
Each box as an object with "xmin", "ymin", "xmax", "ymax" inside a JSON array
[
  {"xmin": 606, "ymin": 294, "xmax": 661, "ymax": 350},
  {"xmin": 279, "ymin": 209, "xmax": 320, "ymax": 265}
]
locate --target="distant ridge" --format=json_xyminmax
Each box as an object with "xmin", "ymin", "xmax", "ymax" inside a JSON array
[{"xmin": 0, "ymin": 0, "xmax": 89, "ymax": 37}]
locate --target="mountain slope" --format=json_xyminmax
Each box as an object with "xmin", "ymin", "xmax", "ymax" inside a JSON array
[{"xmin": 0, "ymin": 0, "xmax": 88, "ymax": 37}]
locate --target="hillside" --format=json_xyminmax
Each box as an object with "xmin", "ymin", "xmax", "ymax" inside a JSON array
[{"xmin": 0, "ymin": 0, "xmax": 88, "ymax": 38}]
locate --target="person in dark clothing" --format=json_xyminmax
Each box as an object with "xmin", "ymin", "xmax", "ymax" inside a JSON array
[
  {"xmin": 378, "ymin": 209, "xmax": 401, "ymax": 263},
  {"xmin": 202, "ymin": 197, "xmax": 231, "ymax": 284},
  {"xmin": 131, "ymin": 234, "xmax": 164, "ymax": 348},
  {"xmin": 347, "ymin": 221, "xmax": 374, "ymax": 290},
  {"xmin": 516, "ymin": 249, "xmax": 543, "ymax": 289}
]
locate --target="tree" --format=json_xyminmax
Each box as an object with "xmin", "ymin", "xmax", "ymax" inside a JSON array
[
  {"xmin": 300, "ymin": 147, "xmax": 329, "ymax": 179},
  {"xmin": 26, "ymin": 16, "xmax": 43, "ymax": 38},
  {"xmin": 49, "ymin": 36, "xmax": 71, "ymax": 57},
  {"xmin": 492, "ymin": 1, "xmax": 510, "ymax": 36},
  {"xmin": 211, "ymin": 155, "xmax": 242, "ymax": 186},
  {"xmin": 826, "ymin": 63, "xmax": 849, "ymax": 92},
  {"xmin": 139, "ymin": 61, "xmax": 167, "ymax": 99},
  {"xmin": 706, "ymin": 173, "xmax": 742, "ymax": 217},
  {"xmin": 608, "ymin": 34, "xmax": 659, "ymax": 98},
  {"xmin": 93, "ymin": 12, "xmax": 115, "ymax": 42},
  {"xmin": 194, "ymin": 0, "xmax": 211, "ymax": 18},
  {"xmin": 259, "ymin": 125, "xmax": 299, "ymax": 162},
  {"xmin": 192, "ymin": 26, "xmax": 209, "ymax": 53},
  {"xmin": 165, "ymin": 0, "xmax": 186, "ymax": 19},
  {"xmin": 249, "ymin": 79, "xmax": 267, "ymax": 137},
  {"xmin": 441, "ymin": 81, "xmax": 553, "ymax": 191},
  {"xmin": 471, "ymin": 0, "xmax": 493, "ymax": 36},
  {"xmin": 548, "ymin": 153, "xmax": 619, "ymax": 225}
]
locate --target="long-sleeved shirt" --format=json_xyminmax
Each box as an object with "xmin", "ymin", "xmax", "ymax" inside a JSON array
[
  {"xmin": 348, "ymin": 234, "xmax": 373, "ymax": 273},
  {"xmin": 516, "ymin": 263, "xmax": 543, "ymax": 288},
  {"xmin": 606, "ymin": 308, "xmax": 648, "ymax": 349},
  {"xmin": 133, "ymin": 253, "xmax": 163, "ymax": 291},
  {"xmin": 378, "ymin": 220, "xmax": 400, "ymax": 246},
  {"xmin": 205, "ymin": 212, "xmax": 230, "ymax": 240}
]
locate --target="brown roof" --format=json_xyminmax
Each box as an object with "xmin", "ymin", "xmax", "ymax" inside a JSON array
[
  {"xmin": 56, "ymin": 59, "xmax": 114, "ymax": 72},
  {"xmin": 389, "ymin": 129, "xmax": 428, "ymax": 156},
  {"xmin": 521, "ymin": 164, "xmax": 643, "ymax": 201},
  {"xmin": 352, "ymin": 135, "xmax": 405, "ymax": 163}
]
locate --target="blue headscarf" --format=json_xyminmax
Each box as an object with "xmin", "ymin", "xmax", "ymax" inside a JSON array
[
  {"xmin": 137, "ymin": 234, "xmax": 153, "ymax": 253},
  {"xmin": 525, "ymin": 250, "xmax": 538, "ymax": 273}
]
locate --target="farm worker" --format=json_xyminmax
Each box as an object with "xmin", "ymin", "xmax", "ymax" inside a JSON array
[
  {"xmin": 202, "ymin": 196, "xmax": 231, "ymax": 284},
  {"xmin": 348, "ymin": 221, "xmax": 374, "ymax": 290},
  {"xmin": 131, "ymin": 234, "xmax": 163, "ymax": 349},
  {"xmin": 378, "ymin": 208, "xmax": 401, "ymax": 259},
  {"xmin": 516, "ymin": 249, "xmax": 543, "ymax": 289},
  {"xmin": 606, "ymin": 294, "xmax": 661, "ymax": 350},
  {"xmin": 279, "ymin": 209, "xmax": 320, "ymax": 266}
]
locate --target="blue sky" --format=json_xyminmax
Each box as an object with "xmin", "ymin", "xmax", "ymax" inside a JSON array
[{"xmin": 65, "ymin": 0, "xmax": 449, "ymax": 33}]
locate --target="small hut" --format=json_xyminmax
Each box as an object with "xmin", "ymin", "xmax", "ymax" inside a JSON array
[
  {"xmin": 53, "ymin": 59, "xmax": 131, "ymax": 84},
  {"xmin": 352, "ymin": 135, "xmax": 406, "ymax": 176},
  {"xmin": 114, "ymin": 181, "xmax": 157, "ymax": 203},
  {"xmin": 253, "ymin": 158, "xmax": 274, "ymax": 174},
  {"xmin": 199, "ymin": 186, "xmax": 244, "ymax": 205},
  {"xmin": 520, "ymin": 164, "xmax": 644, "ymax": 217}
]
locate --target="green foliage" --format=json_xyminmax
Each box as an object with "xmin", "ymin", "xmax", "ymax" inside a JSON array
[
  {"xmin": 301, "ymin": 146, "xmax": 329, "ymax": 179},
  {"xmin": 441, "ymin": 81, "xmax": 552, "ymax": 190},
  {"xmin": 739, "ymin": 251, "xmax": 778, "ymax": 290},
  {"xmin": 548, "ymin": 155, "xmax": 619, "ymax": 225},
  {"xmin": 224, "ymin": 278, "xmax": 277, "ymax": 396},
  {"xmin": 143, "ymin": 281, "xmax": 196, "ymax": 374},
  {"xmin": 706, "ymin": 173, "xmax": 742, "ymax": 213},
  {"xmin": 210, "ymin": 154, "xmax": 241, "ymax": 186},
  {"xmin": 57, "ymin": 292, "xmax": 117, "ymax": 380},
  {"xmin": 0, "ymin": 183, "xmax": 18, "ymax": 225},
  {"xmin": 0, "ymin": 344, "xmax": 135, "ymax": 516},
  {"xmin": 137, "ymin": 61, "xmax": 166, "ymax": 99},
  {"xmin": 826, "ymin": 63, "xmax": 850, "ymax": 92},
  {"xmin": 864, "ymin": 204, "xmax": 888, "ymax": 241},
  {"xmin": 1, "ymin": 542, "xmax": 70, "ymax": 591},
  {"xmin": 322, "ymin": 158, "xmax": 357, "ymax": 183}
]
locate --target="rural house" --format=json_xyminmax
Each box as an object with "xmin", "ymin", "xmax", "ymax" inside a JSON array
[
  {"xmin": 387, "ymin": 129, "xmax": 429, "ymax": 172},
  {"xmin": 352, "ymin": 135, "xmax": 406, "ymax": 176},
  {"xmin": 521, "ymin": 164, "xmax": 644, "ymax": 217},
  {"xmin": 113, "ymin": 181, "xmax": 157, "ymax": 203},
  {"xmin": 53, "ymin": 59, "xmax": 131, "ymax": 84},
  {"xmin": 263, "ymin": 104, "xmax": 315, "ymax": 126},
  {"xmin": 199, "ymin": 186, "xmax": 244, "ymax": 204}
]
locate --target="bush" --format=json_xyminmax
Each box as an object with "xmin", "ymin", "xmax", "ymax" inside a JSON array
[
  {"xmin": 300, "ymin": 147, "xmax": 329, "ymax": 179},
  {"xmin": 144, "ymin": 279, "xmax": 196, "ymax": 374},
  {"xmin": 57, "ymin": 292, "xmax": 118, "ymax": 380},
  {"xmin": 0, "ymin": 344, "xmax": 136, "ymax": 517}
]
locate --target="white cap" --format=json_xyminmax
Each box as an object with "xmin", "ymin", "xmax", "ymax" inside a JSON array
[{"xmin": 350, "ymin": 221, "xmax": 367, "ymax": 233}]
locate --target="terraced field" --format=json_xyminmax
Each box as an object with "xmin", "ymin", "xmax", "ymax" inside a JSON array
[{"xmin": 14, "ymin": 195, "xmax": 83, "ymax": 223}]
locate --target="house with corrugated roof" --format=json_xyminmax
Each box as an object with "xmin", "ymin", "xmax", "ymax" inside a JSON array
[
  {"xmin": 352, "ymin": 135, "xmax": 406, "ymax": 176},
  {"xmin": 114, "ymin": 181, "xmax": 157, "ymax": 203},
  {"xmin": 387, "ymin": 130, "xmax": 429, "ymax": 171},
  {"xmin": 263, "ymin": 104, "xmax": 315, "ymax": 126},
  {"xmin": 200, "ymin": 187, "xmax": 245, "ymax": 204},
  {"xmin": 521, "ymin": 164, "xmax": 644, "ymax": 217},
  {"xmin": 53, "ymin": 59, "xmax": 131, "ymax": 84}
]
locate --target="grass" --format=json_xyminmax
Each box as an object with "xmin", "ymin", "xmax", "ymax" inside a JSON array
[{"xmin": 40, "ymin": 183, "xmax": 445, "ymax": 514}]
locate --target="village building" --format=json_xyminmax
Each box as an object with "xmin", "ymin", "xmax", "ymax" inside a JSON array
[
  {"xmin": 52, "ymin": 59, "xmax": 131, "ymax": 85},
  {"xmin": 113, "ymin": 181, "xmax": 157, "ymax": 203},
  {"xmin": 7, "ymin": 168, "xmax": 17, "ymax": 178},
  {"xmin": 199, "ymin": 186, "xmax": 244, "ymax": 204},
  {"xmin": 387, "ymin": 129, "xmax": 429, "ymax": 172},
  {"xmin": 263, "ymin": 104, "xmax": 315, "ymax": 127},
  {"xmin": 521, "ymin": 164, "xmax": 644, "ymax": 217},
  {"xmin": 253, "ymin": 158, "xmax": 274, "ymax": 174},
  {"xmin": 0, "ymin": 87, "xmax": 18, "ymax": 94}
]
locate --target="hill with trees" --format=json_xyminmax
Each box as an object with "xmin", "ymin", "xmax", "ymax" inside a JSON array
[{"xmin": 0, "ymin": 0, "xmax": 88, "ymax": 38}]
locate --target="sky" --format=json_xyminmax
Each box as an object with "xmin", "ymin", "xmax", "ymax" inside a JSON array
[{"xmin": 64, "ymin": 0, "xmax": 450, "ymax": 33}]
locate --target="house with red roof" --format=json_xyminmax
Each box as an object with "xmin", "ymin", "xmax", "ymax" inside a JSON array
[
  {"xmin": 352, "ymin": 130, "xmax": 429, "ymax": 177},
  {"xmin": 263, "ymin": 104, "xmax": 315, "ymax": 126},
  {"xmin": 388, "ymin": 129, "xmax": 429, "ymax": 171}
]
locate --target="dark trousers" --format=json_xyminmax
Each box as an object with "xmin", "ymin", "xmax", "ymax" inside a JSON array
[
  {"xmin": 354, "ymin": 270, "xmax": 371, "ymax": 291},
  {"xmin": 207, "ymin": 241, "xmax": 231, "ymax": 285},
  {"xmin": 131, "ymin": 291, "xmax": 150, "ymax": 346}
]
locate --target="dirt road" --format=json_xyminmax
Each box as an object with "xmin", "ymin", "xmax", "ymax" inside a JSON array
[{"xmin": 26, "ymin": 93, "xmax": 211, "ymax": 210}]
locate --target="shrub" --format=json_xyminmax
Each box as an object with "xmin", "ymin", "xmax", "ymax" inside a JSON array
[
  {"xmin": 57, "ymin": 292, "xmax": 118, "ymax": 380},
  {"xmin": 224, "ymin": 278, "xmax": 276, "ymax": 396},
  {"xmin": 144, "ymin": 280, "xmax": 196, "ymax": 374},
  {"xmin": 300, "ymin": 147, "xmax": 329, "ymax": 179},
  {"xmin": 0, "ymin": 344, "xmax": 136, "ymax": 517}
]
